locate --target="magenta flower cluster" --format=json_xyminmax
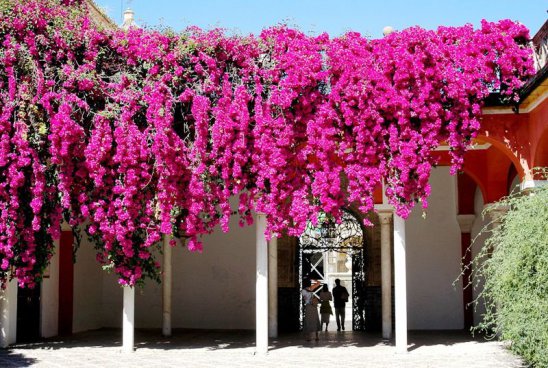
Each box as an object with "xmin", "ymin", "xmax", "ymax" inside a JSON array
[{"xmin": 0, "ymin": 0, "xmax": 534, "ymax": 287}]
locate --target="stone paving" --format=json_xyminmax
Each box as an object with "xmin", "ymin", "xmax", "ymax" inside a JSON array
[{"xmin": 0, "ymin": 329, "xmax": 525, "ymax": 368}]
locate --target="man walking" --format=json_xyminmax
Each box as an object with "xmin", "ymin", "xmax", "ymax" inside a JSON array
[{"xmin": 332, "ymin": 278, "xmax": 349, "ymax": 331}]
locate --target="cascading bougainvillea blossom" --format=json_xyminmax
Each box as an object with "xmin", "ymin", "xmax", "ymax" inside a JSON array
[{"xmin": 0, "ymin": 0, "xmax": 534, "ymax": 287}]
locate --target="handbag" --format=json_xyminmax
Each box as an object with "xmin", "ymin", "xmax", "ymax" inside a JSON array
[{"xmin": 341, "ymin": 290, "xmax": 349, "ymax": 302}]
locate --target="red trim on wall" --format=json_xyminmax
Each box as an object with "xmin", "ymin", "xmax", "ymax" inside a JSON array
[
  {"xmin": 58, "ymin": 230, "xmax": 74, "ymax": 335},
  {"xmin": 373, "ymin": 184, "xmax": 383, "ymax": 204},
  {"xmin": 457, "ymin": 173, "xmax": 476, "ymax": 215},
  {"xmin": 533, "ymin": 128, "xmax": 548, "ymax": 169},
  {"xmin": 433, "ymin": 144, "xmax": 518, "ymax": 204},
  {"xmin": 461, "ymin": 232, "xmax": 473, "ymax": 330}
]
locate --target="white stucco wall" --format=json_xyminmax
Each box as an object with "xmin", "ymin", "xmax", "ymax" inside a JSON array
[
  {"xmin": 0, "ymin": 278, "xmax": 18, "ymax": 347},
  {"xmin": 171, "ymin": 218, "xmax": 256, "ymax": 329},
  {"xmin": 41, "ymin": 241, "xmax": 59, "ymax": 338},
  {"xmin": 99, "ymin": 213, "xmax": 257, "ymax": 330},
  {"xmin": 72, "ymin": 234, "xmax": 104, "ymax": 333},
  {"xmin": 99, "ymin": 249, "xmax": 163, "ymax": 329},
  {"xmin": 100, "ymin": 272, "xmax": 122, "ymax": 328},
  {"xmin": 406, "ymin": 167, "xmax": 464, "ymax": 329},
  {"xmin": 135, "ymin": 276, "xmax": 162, "ymax": 329}
]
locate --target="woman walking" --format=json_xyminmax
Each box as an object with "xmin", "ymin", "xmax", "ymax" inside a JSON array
[
  {"xmin": 302, "ymin": 278, "xmax": 321, "ymax": 341},
  {"xmin": 319, "ymin": 284, "xmax": 333, "ymax": 331}
]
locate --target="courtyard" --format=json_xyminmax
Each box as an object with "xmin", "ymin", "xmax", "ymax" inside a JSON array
[
  {"xmin": 1, "ymin": 0, "xmax": 547, "ymax": 367},
  {"xmin": 0, "ymin": 329, "xmax": 524, "ymax": 368}
]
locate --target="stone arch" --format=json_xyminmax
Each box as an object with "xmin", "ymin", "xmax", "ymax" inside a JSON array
[
  {"xmin": 462, "ymin": 140, "xmax": 521, "ymax": 203},
  {"xmin": 476, "ymin": 134, "xmax": 527, "ymax": 180}
]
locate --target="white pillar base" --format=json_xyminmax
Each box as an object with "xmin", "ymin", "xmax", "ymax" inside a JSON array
[
  {"xmin": 394, "ymin": 215, "xmax": 408, "ymax": 353},
  {"xmin": 256, "ymin": 213, "xmax": 269, "ymax": 355},
  {"xmin": 122, "ymin": 286, "xmax": 135, "ymax": 353}
]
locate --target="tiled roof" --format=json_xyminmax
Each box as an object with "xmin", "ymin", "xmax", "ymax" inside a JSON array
[{"xmin": 85, "ymin": 0, "xmax": 117, "ymax": 30}]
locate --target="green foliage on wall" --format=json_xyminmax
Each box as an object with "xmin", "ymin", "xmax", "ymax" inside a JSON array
[{"xmin": 473, "ymin": 168, "xmax": 548, "ymax": 368}]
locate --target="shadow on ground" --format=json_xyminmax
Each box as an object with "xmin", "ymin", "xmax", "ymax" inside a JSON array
[
  {"xmin": 0, "ymin": 349, "xmax": 37, "ymax": 367},
  {"xmin": 405, "ymin": 330, "xmax": 495, "ymax": 352},
  {"xmin": 7, "ymin": 328, "xmax": 495, "ymax": 352}
]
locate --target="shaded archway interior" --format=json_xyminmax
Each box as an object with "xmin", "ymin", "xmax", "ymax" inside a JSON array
[{"xmin": 276, "ymin": 208, "xmax": 393, "ymax": 333}]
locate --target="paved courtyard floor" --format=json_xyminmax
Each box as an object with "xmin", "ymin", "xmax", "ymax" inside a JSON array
[{"xmin": 0, "ymin": 329, "xmax": 524, "ymax": 368}]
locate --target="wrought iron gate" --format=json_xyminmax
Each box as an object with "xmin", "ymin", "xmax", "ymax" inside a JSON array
[{"xmin": 298, "ymin": 209, "xmax": 367, "ymax": 331}]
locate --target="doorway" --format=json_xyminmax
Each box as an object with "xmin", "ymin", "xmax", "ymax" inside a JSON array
[
  {"xmin": 298, "ymin": 209, "xmax": 367, "ymax": 331},
  {"xmin": 16, "ymin": 284, "xmax": 41, "ymax": 343}
]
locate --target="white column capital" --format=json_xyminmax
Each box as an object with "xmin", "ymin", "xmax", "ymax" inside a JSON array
[
  {"xmin": 456, "ymin": 214, "xmax": 476, "ymax": 233},
  {"xmin": 378, "ymin": 212, "xmax": 393, "ymax": 225},
  {"xmin": 375, "ymin": 204, "xmax": 394, "ymax": 212},
  {"xmin": 376, "ymin": 204, "xmax": 394, "ymax": 225}
]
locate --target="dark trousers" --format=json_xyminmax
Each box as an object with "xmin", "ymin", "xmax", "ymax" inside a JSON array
[{"xmin": 335, "ymin": 307, "xmax": 346, "ymax": 330}]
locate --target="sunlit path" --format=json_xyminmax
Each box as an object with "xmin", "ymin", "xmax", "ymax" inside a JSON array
[{"xmin": 0, "ymin": 329, "xmax": 524, "ymax": 368}]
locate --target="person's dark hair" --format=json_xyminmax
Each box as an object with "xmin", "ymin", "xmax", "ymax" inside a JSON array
[
  {"xmin": 335, "ymin": 278, "xmax": 341, "ymax": 286},
  {"xmin": 322, "ymin": 284, "xmax": 328, "ymax": 292},
  {"xmin": 303, "ymin": 278, "xmax": 311, "ymax": 289}
]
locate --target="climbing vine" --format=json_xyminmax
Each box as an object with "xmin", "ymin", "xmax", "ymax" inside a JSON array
[{"xmin": 471, "ymin": 168, "xmax": 548, "ymax": 368}]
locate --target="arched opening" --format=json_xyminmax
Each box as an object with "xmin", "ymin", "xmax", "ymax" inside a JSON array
[
  {"xmin": 533, "ymin": 128, "xmax": 548, "ymax": 170},
  {"xmin": 475, "ymin": 134, "xmax": 527, "ymax": 180},
  {"xmin": 461, "ymin": 140, "xmax": 520, "ymax": 203},
  {"xmin": 16, "ymin": 284, "xmax": 41, "ymax": 343},
  {"xmin": 507, "ymin": 164, "xmax": 521, "ymax": 195},
  {"xmin": 297, "ymin": 209, "xmax": 366, "ymax": 331}
]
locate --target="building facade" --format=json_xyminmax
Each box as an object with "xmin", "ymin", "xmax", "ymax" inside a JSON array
[{"xmin": 0, "ymin": 5, "xmax": 547, "ymax": 353}]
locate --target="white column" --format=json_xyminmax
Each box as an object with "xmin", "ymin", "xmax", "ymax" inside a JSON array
[
  {"xmin": 378, "ymin": 210, "xmax": 393, "ymax": 340},
  {"xmin": 268, "ymin": 236, "xmax": 278, "ymax": 338},
  {"xmin": 256, "ymin": 213, "xmax": 269, "ymax": 354},
  {"xmin": 0, "ymin": 279, "xmax": 18, "ymax": 348},
  {"xmin": 394, "ymin": 214, "xmax": 407, "ymax": 353},
  {"xmin": 162, "ymin": 234, "xmax": 172, "ymax": 337},
  {"xmin": 122, "ymin": 286, "xmax": 135, "ymax": 353}
]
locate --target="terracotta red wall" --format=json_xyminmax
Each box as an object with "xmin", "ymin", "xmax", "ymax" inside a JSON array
[
  {"xmin": 478, "ymin": 97, "xmax": 548, "ymax": 179},
  {"xmin": 529, "ymin": 98, "xmax": 548, "ymax": 168},
  {"xmin": 58, "ymin": 231, "xmax": 74, "ymax": 335}
]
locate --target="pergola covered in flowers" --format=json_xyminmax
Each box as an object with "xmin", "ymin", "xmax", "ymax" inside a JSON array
[{"xmin": 0, "ymin": 0, "xmax": 535, "ymax": 353}]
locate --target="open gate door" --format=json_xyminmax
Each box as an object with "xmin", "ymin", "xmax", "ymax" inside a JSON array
[{"xmin": 298, "ymin": 209, "xmax": 367, "ymax": 331}]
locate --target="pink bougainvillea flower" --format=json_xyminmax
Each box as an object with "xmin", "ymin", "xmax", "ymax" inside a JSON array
[{"xmin": 0, "ymin": 0, "xmax": 534, "ymax": 287}]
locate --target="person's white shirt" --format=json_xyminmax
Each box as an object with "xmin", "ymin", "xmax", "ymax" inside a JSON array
[{"xmin": 302, "ymin": 289, "xmax": 315, "ymax": 305}]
